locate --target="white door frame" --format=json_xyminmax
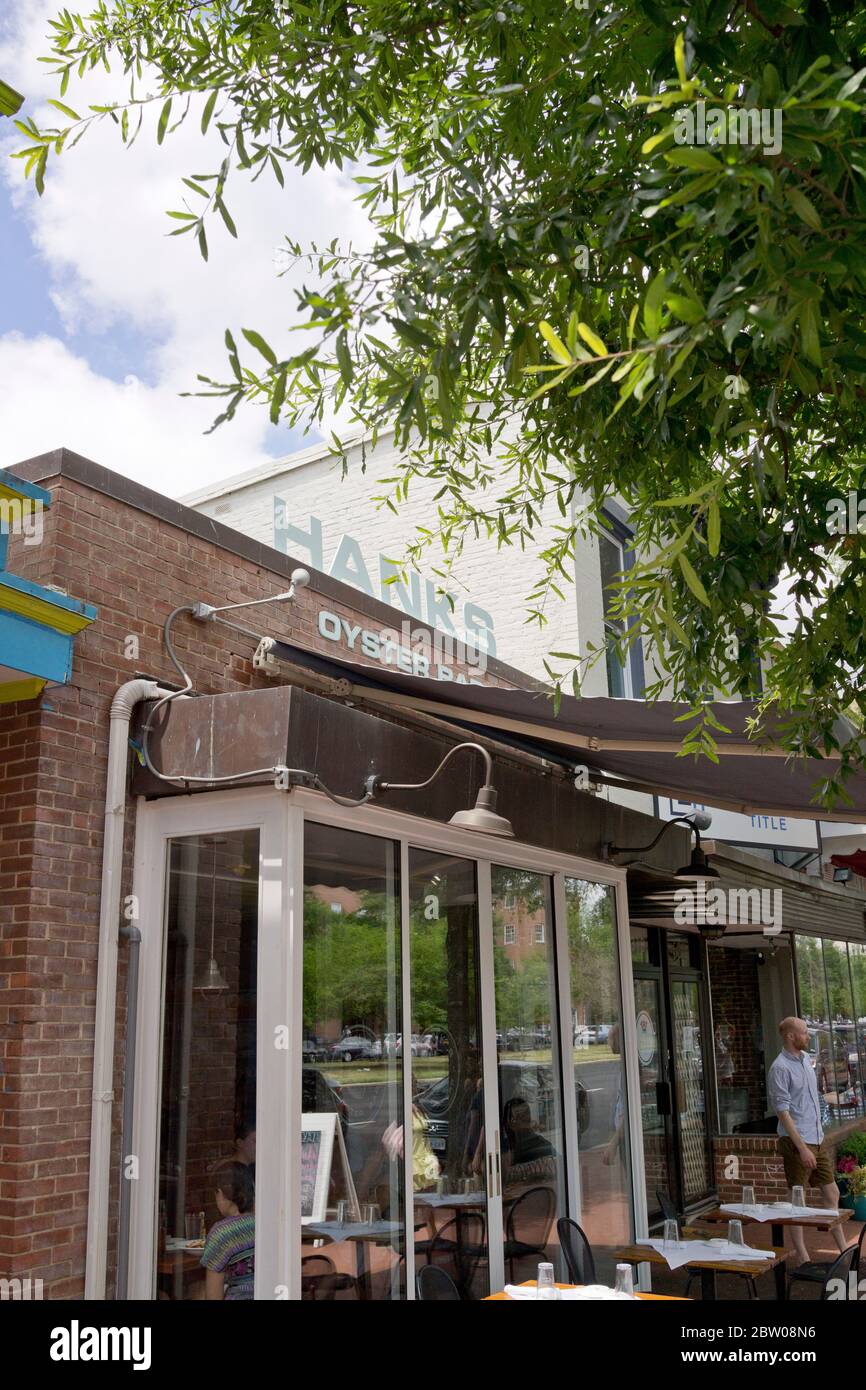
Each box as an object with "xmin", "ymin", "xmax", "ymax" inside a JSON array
[{"xmin": 125, "ymin": 782, "xmax": 638, "ymax": 1299}]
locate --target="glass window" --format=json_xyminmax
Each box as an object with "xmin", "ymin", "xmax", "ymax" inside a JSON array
[
  {"xmin": 822, "ymin": 940, "xmax": 862, "ymax": 1121},
  {"xmin": 504, "ymin": 923, "xmax": 516, "ymax": 946},
  {"xmin": 849, "ymin": 943, "xmax": 866, "ymax": 1115},
  {"xmin": 600, "ymin": 532, "xmax": 630, "ymax": 699},
  {"xmin": 301, "ymin": 822, "xmax": 404, "ymax": 1300},
  {"xmin": 708, "ymin": 943, "xmax": 773, "ymax": 1135},
  {"xmin": 564, "ymin": 878, "xmax": 631, "ymax": 1278},
  {"xmin": 491, "ymin": 867, "xmax": 568, "ymax": 1281},
  {"xmin": 795, "ymin": 934, "xmax": 837, "ymax": 1133},
  {"xmin": 534, "ymin": 923, "xmax": 545, "ymax": 944},
  {"xmin": 630, "ymin": 925, "xmax": 650, "ymax": 964},
  {"xmin": 156, "ymin": 830, "xmax": 259, "ymax": 1301},
  {"xmin": 408, "ymin": 851, "xmax": 489, "ymax": 1299}
]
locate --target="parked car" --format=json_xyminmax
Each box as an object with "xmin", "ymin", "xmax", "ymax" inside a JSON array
[
  {"xmin": 421, "ymin": 1031, "xmax": 449, "ymax": 1055},
  {"xmin": 594, "ymin": 1023, "xmax": 611, "ymax": 1045},
  {"xmin": 330, "ymin": 1034, "xmax": 376, "ymax": 1062},
  {"xmin": 302, "ymin": 1036, "xmax": 329, "ymax": 1062},
  {"xmin": 574, "ymin": 1025, "xmax": 597, "ymax": 1046}
]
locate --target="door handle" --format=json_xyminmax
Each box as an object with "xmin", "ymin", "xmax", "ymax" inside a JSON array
[
  {"xmin": 487, "ymin": 1151, "xmax": 493, "ymax": 1193},
  {"xmin": 656, "ymin": 1081, "xmax": 673, "ymax": 1116},
  {"xmin": 494, "ymin": 1130, "xmax": 501, "ymax": 1196}
]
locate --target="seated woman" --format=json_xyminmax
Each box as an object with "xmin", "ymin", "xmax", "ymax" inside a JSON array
[{"xmin": 201, "ymin": 1161, "xmax": 255, "ymax": 1301}]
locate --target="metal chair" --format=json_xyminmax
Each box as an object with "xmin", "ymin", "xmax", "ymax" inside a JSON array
[
  {"xmin": 793, "ymin": 1219, "xmax": 866, "ymax": 1298},
  {"xmin": 415, "ymin": 1211, "xmax": 488, "ymax": 1297},
  {"xmin": 556, "ymin": 1217, "xmax": 596, "ymax": 1285},
  {"xmin": 416, "ymin": 1264, "xmax": 461, "ymax": 1300},
  {"xmin": 820, "ymin": 1241, "xmax": 860, "ymax": 1300},
  {"xmin": 503, "ymin": 1185, "xmax": 557, "ymax": 1282},
  {"xmin": 301, "ymin": 1254, "xmax": 356, "ymax": 1300}
]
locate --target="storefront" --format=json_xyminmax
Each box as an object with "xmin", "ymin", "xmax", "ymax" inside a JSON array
[{"xmin": 4, "ymin": 447, "xmax": 866, "ymax": 1302}]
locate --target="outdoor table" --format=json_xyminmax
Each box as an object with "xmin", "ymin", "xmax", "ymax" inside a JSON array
[
  {"xmin": 304, "ymin": 1219, "xmax": 403, "ymax": 1300},
  {"xmin": 700, "ymin": 1205, "xmax": 853, "ymax": 1301},
  {"xmin": 613, "ymin": 1239, "xmax": 786, "ymax": 1301},
  {"xmin": 485, "ymin": 1279, "xmax": 686, "ymax": 1300},
  {"xmin": 414, "ymin": 1191, "xmax": 490, "ymax": 1295}
]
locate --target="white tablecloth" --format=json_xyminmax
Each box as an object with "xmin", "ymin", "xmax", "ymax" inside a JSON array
[
  {"xmin": 635, "ymin": 1237, "xmax": 769, "ymax": 1271},
  {"xmin": 503, "ymin": 1283, "xmax": 636, "ymax": 1301},
  {"xmin": 720, "ymin": 1202, "xmax": 839, "ymax": 1222}
]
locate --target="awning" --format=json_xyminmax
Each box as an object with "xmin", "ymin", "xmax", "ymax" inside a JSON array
[{"xmin": 260, "ymin": 636, "xmax": 866, "ymax": 823}]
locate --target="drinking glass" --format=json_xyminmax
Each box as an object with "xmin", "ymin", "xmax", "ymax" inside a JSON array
[
  {"xmin": 727, "ymin": 1219, "xmax": 745, "ymax": 1247},
  {"xmin": 791, "ymin": 1185, "xmax": 806, "ymax": 1211},
  {"xmin": 435, "ymin": 1175, "xmax": 448, "ymax": 1196},
  {"xmin": 185, "ymin": 1212, "xmax": 198, "ymax": 1241},
  {"xmin": 361, "ymin": 1203, "xmax": 380, "ymax": 1225},
  {"xmin": 336, "ymin": 1199, "xmax": 350, "ymax": 1224},
  {"xmin": 662, "ymin": 1218, "xmax": 680, "ymax": 1250},
  {"xmin": 536, "ymin": 1262, "xmax": 558, "ymax": 1300},
  {"xmin": 742, "ymin": 1185, "xmax": 756, "ymax": 1208},
  {"xmin": 614, "ymin": 1263, "xmax": 634, "ymax": 1296}
]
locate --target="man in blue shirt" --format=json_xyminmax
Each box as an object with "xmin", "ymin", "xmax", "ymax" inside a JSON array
[{"xmin": 767, "ymin": 1016, "xmax": 847, "ymax": 1267}]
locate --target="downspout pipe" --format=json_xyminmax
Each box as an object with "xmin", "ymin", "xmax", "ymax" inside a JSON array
[{"xmin": 85, "ymin": 679, "xmax": 175, "ymax": 1300}]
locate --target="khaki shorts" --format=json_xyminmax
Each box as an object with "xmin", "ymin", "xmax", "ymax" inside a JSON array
[{"xmin": 777, "ymin": 1137, "xmax": 834, "ymax": 1189}]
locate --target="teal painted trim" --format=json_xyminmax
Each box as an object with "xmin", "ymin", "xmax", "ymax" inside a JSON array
[
  {"xmin": 0, "ymin": 570, "xmax": 98, "ymax": 622},
  {"xmin": 0, "ymin": 608, "xmax": 75, "ymax": 683},
  {"xmin": 0, "ymin": 469, "xmax": 52, "ymax": 507}
]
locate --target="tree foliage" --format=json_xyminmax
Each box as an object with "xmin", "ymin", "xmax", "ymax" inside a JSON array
[{"xmin": 16, "ymin": 0, "xmax": 866, "ymax": 803}]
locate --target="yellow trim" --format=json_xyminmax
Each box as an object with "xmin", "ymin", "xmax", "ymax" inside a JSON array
[
  {"xmin": 0, "ymin": 676, "xmax": 46, "ymax": 703},
  {"xmin": 0, "ymin": 584, "xmax": 93, "ymax": 635},
  {"xmin": 0, "ymin": 481, "xmax": 44, "ymax": 505}
]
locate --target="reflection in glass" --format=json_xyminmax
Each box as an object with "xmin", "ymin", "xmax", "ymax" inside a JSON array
[
  {"xmin": 156, "ymin": 830, "xmax": 259, "ymax": 1301},
  {"xmin": 672, "ymin": 980, "xmax": 711, "ymax": 1203},
  {"xmin": 632, "ymin": 976, "xmax": 671, "ymax": 1221},
  {"xmin": 409, "ymin": 851, "xmax": 489, "ymax": 1299},
  {"xmin": 795, "ymin": 934, "xmax": 834, "ymax": 1131},
  {"xmin": 492, "ymin": 867, "xmax": 566, "ymax": 1282},
  {"xmin": 301, "ymin": 822, "xmax": 404, "ymax": 1300},
  {"xmin": 565, "ymin": 878, "xmax": 631, "ymax": 1279},
  {"xmin": 823, "ymin": 940, "xmax": 861, "ymax": 1122},
  {"xmin": 849, "ymin": 944, "xmax": 866, "ymax": 1116}
]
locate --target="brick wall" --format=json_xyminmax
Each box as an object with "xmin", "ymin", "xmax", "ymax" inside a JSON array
[{"xmin": 0, "ymin": 462, "xmax": 517, "ymax": 1297}]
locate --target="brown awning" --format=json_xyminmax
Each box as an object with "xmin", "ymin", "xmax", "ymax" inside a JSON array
[{"xmin": 263, "ymin": 637, "xmax": 866, "ymax": 822}]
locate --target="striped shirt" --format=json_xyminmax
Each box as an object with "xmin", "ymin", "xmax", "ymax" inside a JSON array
[
  {"xmin": 201, "ymin": 1214, "xmax": 255, "ymax": 1300},
  {"xmin": 767, "ymin": 1048, "xmax": 824, "ymax": 1144}
]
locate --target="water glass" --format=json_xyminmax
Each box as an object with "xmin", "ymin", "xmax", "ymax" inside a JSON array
[
  {"xmin": 727, "ymin": 1219, "xmax": 745, "ymax": 1247},
  {"xmin": 536, "ymin": 1262, "xmax": 558, "ymax": 1300},
  {"xmin": 185, "ymin": 1212, "xmax": 198, "ymax": 1241},
  {"xmin": 662, "ymin": 1218, "xmax": 680, "ymax": 1250},
  {"xmin": 435, "ymin": 1175, "xmax": 448, "ymax": 1196},
  {"xmin": 791, "ymin": 1185, "xmax": 806, "ymax": 1211},
  {"xmin": 336, "ymin": 1199, "xmax": 350, "ymax": 1224},
  {"xmin": 614, "ymin": 1263, "xmax": 634, "ymax": 1296},
  {"xmin": 361, "ymin": 1203, "xmax": 380, "ymax": 1225},
  {"xmin": 742, "ymin": 1185, "xmax": 756, "ymax": 1208}
]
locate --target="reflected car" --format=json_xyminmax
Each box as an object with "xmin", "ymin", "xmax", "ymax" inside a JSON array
[
  {"xmin": 574, "ymin": 1026, "xmax": 597, "ymax": 1046},
  {"xmin": 302, "ymin": 1036, "xmax": 329, "ymax": 1062},
  {"xmin": 330, "ymin": 1035, "xmax": 376, "ymax": 1062},
  {"xmin": 416, "ymin": 1060, "xmax": 590, "ymax": 1154},
  {"xmin": 302, "ymin": 1066, "xmax": 348, "ymax": 1135}
]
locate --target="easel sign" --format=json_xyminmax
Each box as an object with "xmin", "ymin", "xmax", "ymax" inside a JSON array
[{"xmin": 300, "ymin": 1113, "xmax": 358, "ymax": 1224}]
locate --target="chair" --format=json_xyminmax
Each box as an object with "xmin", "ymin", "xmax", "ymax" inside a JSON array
[
  {"xmin": 301, "ymin": 1255, "xmax": 355, "ymax": 1300},
  {"xmin": 417, "ymin": 1265, "xmax": 461, "ymax": 1300},
  {"xmin": 793, "ymin": 1220, "xmax": 866, "ymax": 1298},
  {"xmin": 503, "ymin": 1186, "xmax": 557, "ymax": 1282},
  {"xmin": 415, "ymin": 1211, "xmax": 488, "ymax": 1298},
  {"xmin": 656, "ymin": 1190, "xmax": 760, "ymax": 1300},
  {"xmin": 820, "ymin": 1241, "xmax": 860, "ymax": 1300},
  {"xmin": 556, "ymin": 1217, "xmax": 596, "ymax": 1285}
]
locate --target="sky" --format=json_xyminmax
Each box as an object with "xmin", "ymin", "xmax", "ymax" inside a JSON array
[{"xmin": 0, "ymin": 4, "xmax": 373, "ymax": 498}]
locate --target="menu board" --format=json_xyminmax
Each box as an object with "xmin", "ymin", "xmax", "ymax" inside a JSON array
[{"xmin": 301, "ymin": 1114, "xmax": 336, "ymax": 1223}]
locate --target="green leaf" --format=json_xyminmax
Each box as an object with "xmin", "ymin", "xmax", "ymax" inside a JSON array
[
  {"xmin": 539, "ymin": 321, "xmax": 572, "ymax": 365},
  {"xmin": 216, "ymin": 197, "xmax": 237, "ymax": 237},
  {"xmin": 708, "ymin": 498, "xmax": 720, "ymax": 556},
  {"xmin": 47, "ymin": 99, "xmax": 81, "ymax": 121},
  {"xmin": 785, "ymin": 185, "xmax": 822, "ymax": 231},
  {"xmin": 665, "ymin": 295, "xmax": 703, "ymax": 325},
  {"xmin": 241, "ymin": 327, "xmax": 278, "ymax": 367},
  {"xmin": 577, "ymin": 322, "xmax": 607, "ymax": 357},
  {"xmin": 270, "ymin": 368, "xmax": 287, "ymax": 424},
  {"xmin": 643, "ymin": 272, "xmax": 668, "ymax": 339},
  {"xmin": 157, "ymin": 97, "xmax": 172, "ymax": 146},
  {"xmin": 677, "ymin": 552, "xmax": 710, "ymax": 606},
  {"xmin": 201, "ymin": 89, "xmax": 218, "ymax": 135},
  {"xmin": 664, "ymin": 148, "xmax": 723, "ymax": 172}
]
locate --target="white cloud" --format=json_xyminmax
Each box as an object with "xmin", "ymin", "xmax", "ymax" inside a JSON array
[{"xmin": 0, "ymin": 3, "xmax": 373, "ymax": 495}]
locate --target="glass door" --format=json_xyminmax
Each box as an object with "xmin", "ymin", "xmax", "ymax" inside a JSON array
[
  {"xmin": 408, "ymin": 850, "xmax": 490, "ymax": 1298},
  {"xmin": 631, "ymin": 974, "xmax": 675, "ymax": 1221},
  {"xmin": 488, "ymin": 865, "xmax": 569, "ymax": 1285}
]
